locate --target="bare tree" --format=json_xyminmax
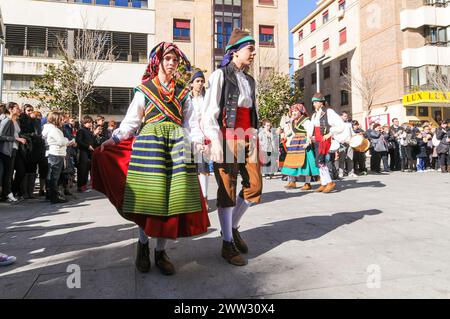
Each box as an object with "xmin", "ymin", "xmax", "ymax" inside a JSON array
[
  {"xmin": 342, "ymin": 64, "xmax": 382, "ymax": 113},
  {"xmin": 427, "ymin": 66, "xmax": 450, "ymax": 100},
  {"xmin": 57, "ymin": 15, "xmax": 116, "ymax": 120}
]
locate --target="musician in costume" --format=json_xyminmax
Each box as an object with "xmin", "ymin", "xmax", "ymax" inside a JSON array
[
  {"xmin": 189, "ymin": 70, "xmax": 211, "ymax": 207},
  {"xmin": 281, "ymin": 103, "xmax": 319, "ymax": 190},
  {"xmin": 310, "ymin": 93, "xmax": 345, "ymax": 193},
  {"xmin": 202, "ymin": 29, "xmax": 262, "ymax": 266},
  {"xmin": 92, "ymin": 42, "xmax": 209, "ymax": 276}
]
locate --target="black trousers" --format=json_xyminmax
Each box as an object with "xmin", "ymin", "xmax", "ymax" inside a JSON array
[
  {"xmin": 47, "ymin": 155, "xmax": 64, "ymax": 201},
  {"xmin": 12, "ymin": 151, "xmax": 27, "ymax": 196},
  {"xmin": 389, "ymin": 144, "xmax": 401, "ymax": 170},
  {"xmin": 77, "ymin": 150, "xmax": 91, "ymax": 189},
  {"xmin": 439, "ymin": 153, "xmax": 450, "ymax": 167},
  {"xmin": 353, "ymin": 151, "xmax": 367, "ymax": 173},
  {"xmin": 0, "ymin": 150, "xmax": 16, "ymax": 199}
]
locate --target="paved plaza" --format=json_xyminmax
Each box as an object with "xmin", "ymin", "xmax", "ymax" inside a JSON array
[{"xmin": 0, "ymin": 172, "xmax": 449, "ymax": 299}]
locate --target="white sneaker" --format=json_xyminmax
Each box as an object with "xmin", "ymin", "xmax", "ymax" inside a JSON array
[
  {"xmin": 0, "ymin": 254, "xmax": 17, "ymax": 266},
  {"xmin": 6, "ymin": 193, "xmax": 18, "ymax": 203},
  {"xmin": 348, "ymin": 172, "xmax": 357, "ymax": 178}
]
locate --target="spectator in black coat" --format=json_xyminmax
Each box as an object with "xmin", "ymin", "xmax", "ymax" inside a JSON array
[
  {"xmin": 435, "ymin": 120, "xmax": 449, "ymax": 173},
  {"xmin": 76, "ymin": 116, "xmax": 101, "ymax": 192}
]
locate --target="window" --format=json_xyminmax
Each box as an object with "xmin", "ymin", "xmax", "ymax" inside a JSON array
[
  {"xmin": 340, "ymin": 58, "xmax": 348, "ymax": 75},
  {"xmin": 311, "ymin": 46, "xmax": 317, "ymax": 59},
  {"xmin": 299, "ymin": 78, "xmax": 305, "ymax": 91},
  {"xmin": 424, "ymin": 26, "xmax": 449, "ymax": 46},
  {"xmin": 259, "ymin": 25, "xmax": 275, "ymax": 46},
  {"xmin": 339, "ymin": 0, "xmax": 346, "ymax": 11},
  {"xmin": 325, "ymin": 94, "xmax": 331, "ymax": 105},
  {"xmin": 90, "ymin": 86, "xmax": 134, "ymax": 115},
  {"xmin": 406, "ymin": 106, "xmax": 416, "ymax": 116},
  {"xmin": 323, "ymin": 10, "xmax": 329, "ymax": 24},
  {"xmin": 258, "ymin": 0, "xmax": 275, "ymax": 5},
  {"xmin": 299, "ymin": 29, "xmax": 303, "ymax": 41},
  {"xmin": 323, "ymin": 38, "xmax": 330, "ymax": 52},
  {"xmin": 312, "ymin": 72, "xmax": 317, "ymax": 85},
  {"xmin": 173, "ymin": 19, "xmax": 191, "ymax": 41},
  {"xmin": 324, "ymin": 66, "xmax": 331, "ymax": 79},
  {"xmin": 299, "ymin": 54, "xmax": 304, "ymax": 67},
  {"xmin": 3, "ymin": 74, "xmax": 36, "ymax": 90},
  {"xmin": 341, "ymin": 90, "xmax": 349, "ymax": 106},
  {"xmin": 214, "ymin": 0, "xmax": 242, "ymax": 68},
  {"xmin": 310, "ymin": 20, "xmax": 316, "ymax": 33},
  {"xmin": 339, "ymin": 27, "xmax": 347, "ymax": 45},
  {"xmin": 418, "ymin": 107, "xmax": 429, "ymax": 117},
  {"xmin": 260, "ymin": 67, "xmax": 274, "ymax": 78}
]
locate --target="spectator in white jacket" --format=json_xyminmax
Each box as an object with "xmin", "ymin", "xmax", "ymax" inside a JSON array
[{"xmin": 42, "ymin": 112, "xmax": 74, "ymax": 204}]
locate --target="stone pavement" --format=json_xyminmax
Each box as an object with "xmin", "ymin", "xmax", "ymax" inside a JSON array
[{"xmin": 0, "ymin": 171, "xmax": 449, "ymax": 299}]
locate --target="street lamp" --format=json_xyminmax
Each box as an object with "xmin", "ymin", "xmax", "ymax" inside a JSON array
[{"xmin": 315, "ymin": 55, "xmax": 330, "ymax": 92}]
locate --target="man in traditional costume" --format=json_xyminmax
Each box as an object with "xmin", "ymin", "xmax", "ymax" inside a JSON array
[
  {"xmin": 202, "ymin": 29, "xmax": 262, "ymax": 266},
  {"xmin": 92, "ymin": 42, "xmax": 209, "ymax": 276},
  {"xmin": 310, "ymin": 93, "xmax": 345, "ymax": 193}
]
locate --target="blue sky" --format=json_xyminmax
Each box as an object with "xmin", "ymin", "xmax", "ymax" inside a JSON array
[{"xmin": 288, "ymin": 0, "xmax": 317, "ymax": 74}]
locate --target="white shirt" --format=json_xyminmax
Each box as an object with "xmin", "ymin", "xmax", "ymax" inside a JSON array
[
  {"xmin": 42, "ymin": 123, "xmax": 69, "ymax": 156},
  {"xmin": 113, "ymin": 90, "xmax": 203, "ymax": 144},
  {"xmin": 311, "ymin": 107, "xmax": 345, "ymax": 138},
  {"xmin": 201, "ymin": 68, "xmax": 253, "ymax": 142}
]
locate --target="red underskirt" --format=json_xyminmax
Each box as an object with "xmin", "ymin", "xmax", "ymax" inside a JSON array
[{"xmin": 91, "ymin": 138, "xmax": 210, "ymax": 239}]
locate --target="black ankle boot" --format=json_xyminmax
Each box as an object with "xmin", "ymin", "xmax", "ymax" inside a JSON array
[{"xmin": 135, "ymin": 240, "xmax": 150, "ymax": 273}]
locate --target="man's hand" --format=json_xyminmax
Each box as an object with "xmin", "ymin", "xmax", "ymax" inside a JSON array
[
  {"xmin": 94, "ymin": 126, "xmax": 102, "ymax": 136},
  {"xmin": 100, "ymin": 138, "xmax": 116, "ymax": 152},
  {"xmin": 209, "ymin": 139, "xmax": 223, "ymax": 163},
  {"xmin": 89, "ymin": 145, "xmax": 95, "ymax": 152}
]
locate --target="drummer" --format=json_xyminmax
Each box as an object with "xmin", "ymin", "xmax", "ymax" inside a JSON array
[
  {"xmin": 351, "ymin": 120, "xmax": 368, "ymax": 175},
  {"xmin": 310, "ymin": 93, "xmax": 345, "ymax": 193}
]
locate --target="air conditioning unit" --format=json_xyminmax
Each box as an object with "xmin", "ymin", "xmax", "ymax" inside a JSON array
[{"xmin": 337, "ymin": 9, "xmax": 345, "ymax": 20}]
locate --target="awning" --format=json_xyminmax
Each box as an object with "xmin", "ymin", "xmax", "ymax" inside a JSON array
[{"xmin": 403, "ymin": 91, "xmax": 450, "ymax": 106}]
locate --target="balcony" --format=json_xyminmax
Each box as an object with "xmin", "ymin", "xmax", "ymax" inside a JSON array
[
  {"xmin": 402, "ymin": 46, "xmax": 450, "ymax": 68},
  {"xmin": 400, "ymin": 5, "xmax": 450, "ymax": 30}
]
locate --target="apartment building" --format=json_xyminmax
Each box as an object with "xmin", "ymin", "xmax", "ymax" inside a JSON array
[
  {"xmin": 1, "ymin": 0, "xmax": 154, "ymax": 120},
  {"xmin": 291, "ymin": 0, "xmax": 362, "ymax": 120},
  {"xmin": 292, "ymin": 0, "xmax": 450, "ymax": 128},
  {"xmin": 1, "ymin": 0, "xmax": 289, "ymax": 120}
]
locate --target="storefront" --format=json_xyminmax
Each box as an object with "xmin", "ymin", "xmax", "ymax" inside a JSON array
[{"xmin": 403, "ymin": 91, "xmax": 450, "ymax": 126}]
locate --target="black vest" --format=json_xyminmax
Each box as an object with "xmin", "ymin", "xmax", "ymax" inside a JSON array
[
  {"xmin": 217, "ymin": 63, "xmax": 258, "ymax": 129},
  {"xmin": 314, "ymin": 107, "xmax": 331, "ymax": 136}
]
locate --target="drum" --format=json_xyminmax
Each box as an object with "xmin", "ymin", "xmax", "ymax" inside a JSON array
[
  {"xmin": 329, "ymin": 139, "xmax": 340, "ymax": 153},
  {"xmin": 355, "ymin": 139, "xmax": 371, "ymax": 152},
  {"xmin": 350, "ymin": 135, "xmax": 363, "ymax": 149}
]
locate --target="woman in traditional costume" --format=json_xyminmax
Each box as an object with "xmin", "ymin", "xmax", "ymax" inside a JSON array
[
  {"xmin": 92, "ymin": 42, "xmax": 209, "ymax": 276},
  {"xmin": 281, "ymin": 104, "xmax": 319, "ymax": 190}
]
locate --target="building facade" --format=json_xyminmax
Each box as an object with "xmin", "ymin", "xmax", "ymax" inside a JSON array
[
  {"xmin": 1, "ymin": 0, "xmax": 155, "ymax": 120},
  {"xmin": 1, "ymin": 0, "xmax": 289, "ymax": 120},
  {"xmin": 291, "ymin": 0, "xmax": 450, "ymax": 128}
]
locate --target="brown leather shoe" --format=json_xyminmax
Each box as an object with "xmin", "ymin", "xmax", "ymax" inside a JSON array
[
  {"xmin": 322, "ymin": 182, "xmax": 336, "ymax": 193},
  {"xmin": 314, "ymin": 185, "xmax": 327, "ymax": 193},
  {"xmin": 301, "ymin": 183, "xmax": 312, "ymax": 190},
  {"xmin": 232, "ymin": 227, "xmax": 248, "ymax": 254},
  {"xmin": 222, "ymin": 241, "xmax": 247, "ymax": 266},
  {"xmin": 135, "ymin": 240, "xmax": 150, "ymax": 273},
  {"xmin": 155, "ymin": 249, "xmax": 175, "ymax": 275},
  {"xmin": 284, "ymin": 181, "xmax": 297, "ymax": 189}
]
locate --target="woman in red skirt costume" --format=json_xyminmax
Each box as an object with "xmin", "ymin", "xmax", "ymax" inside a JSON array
[{"xmin": 92, "ymin": 42, "xmax": 209, "ymax": 275}]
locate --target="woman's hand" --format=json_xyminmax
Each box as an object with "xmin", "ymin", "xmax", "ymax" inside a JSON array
[
  {"xmin": 100, "ymin": 138, "xmax": 116, "ymax": 152},
  {"xmin": 322, "ymin": 133, "xmax": 332, "ymax": 140},
  {"xmin": 16, "ymin": 137, "xmax": 27, "ymax": 145}
]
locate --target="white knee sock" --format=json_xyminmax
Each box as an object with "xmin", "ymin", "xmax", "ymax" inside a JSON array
[
  {"xmin": 138, "ymin": 227, "xmax": 149, "ymax": 244},
  {"xmin": 320, "ymin": 167, "xmax": 332, "ymax": 185},
  {"xmin": 232, "ymin": 196, "xmax": 250, "ymax": 229},
  {"xmin": 288, "ymin": 176, "xmax": 296, "ymax": 182},
  {"xmin": 155, "ymin": 238, "xmax": 168, "ymax": 251},
  {"xmin": 305, "ymin": 176, "xmax": 311, "ymax": 183},
  {"xmin": 198, "ymin": 174, "xmax": 208, "ymax": 199},
  {"xmin": 218, "ymin": 207, "xmax": 233, "ymax": 242}
]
